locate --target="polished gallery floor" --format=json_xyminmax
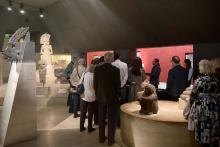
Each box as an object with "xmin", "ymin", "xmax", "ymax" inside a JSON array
[{"xmin": 7, "ymin": 97, "xmax": 122, "ymax": 147}]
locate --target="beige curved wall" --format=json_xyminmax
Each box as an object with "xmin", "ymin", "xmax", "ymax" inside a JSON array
[{"xmin": 120, "ymin": 101, "xmax": 199, "ymax": 147}]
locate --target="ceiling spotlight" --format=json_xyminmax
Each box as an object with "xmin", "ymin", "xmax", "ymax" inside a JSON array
[
  {"xmin": 19, "ymin": 3, "xmax": 25, "ymax": 14},
  {"xmin": 7, "ymin": 0, "xmax": 13, "ymax": 11},
  {"xmin": 39, "ymin": 8, "xmax": 44, "ymax": 18}
]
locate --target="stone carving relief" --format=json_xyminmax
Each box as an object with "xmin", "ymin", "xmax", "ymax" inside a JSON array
[
  {"xmin": 40, "ymin": 33, "xmax": 53, "ymax": 65},
  {"xmin": 38, "ymin": 61, "xmax": 47, "ymax": 87},
  {"xmin": 2, "ymin": 27, "xmax": 30, "ymax": 62}
]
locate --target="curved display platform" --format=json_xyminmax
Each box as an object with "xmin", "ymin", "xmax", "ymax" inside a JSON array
[{"xmin": 120, "ymin": 101, "xmax": 198, "ymax": 147}]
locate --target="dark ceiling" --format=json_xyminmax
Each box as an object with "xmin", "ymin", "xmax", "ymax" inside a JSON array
[
  {"xmin": 43, "ymin": 0, "xmax": 220, "ymax": 52},
  {"xmin": 1, "ymin": 0, "xmax": 220, "ymax": 52}
]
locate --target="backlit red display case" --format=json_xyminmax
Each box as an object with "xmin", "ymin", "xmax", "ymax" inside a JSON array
[{"xmin": 137, "ymin": 45, "xmax": 193, "ymax": 82}]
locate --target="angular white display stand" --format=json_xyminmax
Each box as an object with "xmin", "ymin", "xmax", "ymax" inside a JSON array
[
  {"xmin": 0, "ymin": 53, "xmax": 3, "ymax": 85},
  {"xmin": 0, "ymin": 42, "xmax": 36, "ymax": 146}
]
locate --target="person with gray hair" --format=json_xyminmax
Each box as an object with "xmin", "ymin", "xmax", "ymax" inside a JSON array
[
  {"xmin": 104, "ymin": 52, "xmax": 114, "ymax": 63},
  {"xmin": 94, "ymin": 52, "xmax": 121, "ymax": 146},
  {"xmin": 188, "ymin": 59, "xmax": 220, "ymax": 146},
  {"xmin": 79, "ymin": 64, "xmax": 96, "ymax": 132},
  {"xmin": 69, "ymin": 58, "xmax": 86, "ymax": 118}
]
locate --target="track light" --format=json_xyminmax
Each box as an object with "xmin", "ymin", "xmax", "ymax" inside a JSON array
[
  {"xmin": 19, "ymin": 3, "xmax": 25, "ymax": 14},
  {"xmin": 7, "ymin": 0, "xmax": 13, "ymax": 11},
  {"xmin": 39, "ymin": 8, "xmax": 44, "ymax": 18}
]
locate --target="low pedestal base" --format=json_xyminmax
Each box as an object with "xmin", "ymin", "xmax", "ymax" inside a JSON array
[
  {"xmin": 36, "ymin": 86, "xmax": 50, "ymax": 97},
  {"xmin": 0, "ymin": 98, "xmax": 3, "ymax": 106},
  {"xmin": 120, "ymin": 101, "xmax": 198, "ymax": 147}
]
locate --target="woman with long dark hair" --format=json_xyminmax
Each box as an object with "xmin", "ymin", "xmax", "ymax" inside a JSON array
[{"xmin": 128, "ymin": 57, "xmax": 146, "ymax": 101}]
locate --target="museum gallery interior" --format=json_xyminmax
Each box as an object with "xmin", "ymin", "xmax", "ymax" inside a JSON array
[{"xmin": 0, "ymin": 0, "xmax": 220, "ymax": 147}]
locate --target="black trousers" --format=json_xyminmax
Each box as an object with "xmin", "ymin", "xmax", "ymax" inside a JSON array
[
  {"xmin": 93, "ymin": 101, "xmax": 98, "ymax": 125},
  {"xmin": 80, "ymin": 99, "xmax": 95, "ymax": 130},
  {"xmin": 201, "ymin": 140, "xmax": 219, "ymax": 147},
  {"xmin": 99, "ymin": 103, "xmax": 117, "ymax": 144},
  {"xmin": 116, "ymin": 87, "xmax": 127, "ymax": 127}
]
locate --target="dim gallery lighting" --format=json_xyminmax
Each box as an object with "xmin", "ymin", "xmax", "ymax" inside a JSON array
[
  {"xmin": 5, "ymin": 1, "xmax": 46, "ymax": 19},
  {"xmin": 39, "ymin": 8, "xmax": 44, "ymax": 18},
  {"xmin": 19, "ymin": 3, "xmax": 25, "ymax": 14},
  {"xmin": 7, "ymin": 0, "xmax": 13, "ymax": 11}
]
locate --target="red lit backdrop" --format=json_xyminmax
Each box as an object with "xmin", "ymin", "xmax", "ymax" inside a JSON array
[
  {"xmin": 137, "ymin": 45, "xmax": 193, "ymax": 82},
  {"xmin": 87, "ymin": 50, "xmax": 113, "ymax": 65}
]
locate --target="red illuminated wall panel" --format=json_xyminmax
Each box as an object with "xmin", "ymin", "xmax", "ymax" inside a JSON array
[
  {"xmin": 87, "ymin": 50, "xmax": 113, "ymax": 65},
  {"xmin": 137, "ymin": 45, "xmax": 193, "ymax": 82}
]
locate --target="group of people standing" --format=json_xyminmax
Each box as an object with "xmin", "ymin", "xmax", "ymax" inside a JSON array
[
  {"xmin": 65, "ymin": 52, "xmax": 220, "ymax": 147},
  {"xmin": 65, "ymin": 53, "xmax": 123, "ymax": 146}
]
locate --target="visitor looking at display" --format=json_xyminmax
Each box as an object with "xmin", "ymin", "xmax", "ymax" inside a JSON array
[
  {"xmin": 128, "ymin": 57, "xmax": 146, "ymax": 101},
  {"xmin": 112, "ymin": 52, "xmax": 128, "ymax": 127},
  {"xmin": 187, "ymin": 59, "xmax": 220, "ymax": 147},
  {"xmin": 65, "ymin": 57, "xmax": 78, "ymax": 109},
  {"xmin": 94, "ymin": 52, "xmax": 121, "ymax": 146},
  {"xmin": 166, "ymin": 56, "xmax": 188, "ymax": 100},
  {"xmin": 79, "ymin": 64, "xmax": 96, "ymax": 133},
  {"xmin": 65, "ymin": 56, "xmax": 78, "ymax": 80},
  {"xmin": 184, "ymin": 59, "xmax": 193, "ymax": 87},
  {"xmin": 69, "ymin": 58, "xmax": 86, "ymax": 118},
  {"xmin": 149, "ymin": 58, "xmax": 161, "ymax": 88}
]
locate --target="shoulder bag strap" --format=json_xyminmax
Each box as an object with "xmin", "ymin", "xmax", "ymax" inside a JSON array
[
  {"xmin": 76, "ymin": 66, "xmax": 81, "ymax": 79},
  {"xmin": 82, "ymin": 72, "xmax": 86, "ymax": 83}
]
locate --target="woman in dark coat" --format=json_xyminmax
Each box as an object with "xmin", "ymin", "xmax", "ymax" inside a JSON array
[{"xmin": 149, "ymin": 58, "xmax": 161, "ymax": 88}]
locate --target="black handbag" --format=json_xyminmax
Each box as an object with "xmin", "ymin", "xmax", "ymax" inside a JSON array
[
  {"xmin": 77, "ymin": 83, "xmax": 84, "ymax": 94},
  {"xmin": 76, "ymin": 68, "xmax": 85, "ymax": 94}
]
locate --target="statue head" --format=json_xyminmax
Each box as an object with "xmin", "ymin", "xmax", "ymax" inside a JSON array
[{"xmin": 40, "ymin": 33, "xmax": 51, "ymax": 45}]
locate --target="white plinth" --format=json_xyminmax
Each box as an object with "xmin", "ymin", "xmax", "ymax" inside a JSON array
[
  {"xmin": 0, "ymin": 42, "xmax": 37, "ymax": 146},
  {"xmin": 36, "ymin": 86, "xmax": 50, "ymax": 97}
]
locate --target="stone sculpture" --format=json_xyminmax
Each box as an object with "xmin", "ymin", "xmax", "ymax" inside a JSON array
[
  {"xmin": 2, "ymin": 27, "xmax": 29, "ymax": 62},
  {"xmin": 38, "ymin": 61, "xmax": 47, "ymax": 87},
  {"xmin": 0, "ymin": 27, "xmax": 36, "ymax": 146},
  {"xmin": 40, "ymin": 33, "xmax": 53, "ymax": 65},
  {"xmin": 138, "ymin": 83, "xmax": 159, "ymax": 115}
]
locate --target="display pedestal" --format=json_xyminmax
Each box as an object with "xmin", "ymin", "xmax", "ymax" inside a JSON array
[
  {"xmin": 47, "ymin": 84, "xmax": 68, "ymax": 106},
  {"xmin": 0, "ymin": 42, "xmax": 37, "ymax": 146},
  {"xmin": 0, "ymin": 53, "xmax": 3, "ymax": 85},
  {"xmin": 36, "ymin": 86, "xmax": 50, "ymax": 97},
  {"xmin": 45, "ymin": 65, "xmax": 55, "ymax": 85},
  {"xmin": 120, "ymin": 101, "xmax": 198, "ymax": 147},
  {"xmin": 0, "ymin": 84, "xmax": 6, "ymax": 106}
]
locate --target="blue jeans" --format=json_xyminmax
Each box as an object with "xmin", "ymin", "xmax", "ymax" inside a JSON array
[{"xmin": 69, "ymin": 93, "xmax": 80, "ymax": 114}]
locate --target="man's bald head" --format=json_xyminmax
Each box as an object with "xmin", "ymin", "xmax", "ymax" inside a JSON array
[
  {"xmin": 172, "ymin": 56, "xmax": 180, "ymax": 64},
  {"xmin": 172, "ymin": 56, "xmax": 180, "ymax": 67}
]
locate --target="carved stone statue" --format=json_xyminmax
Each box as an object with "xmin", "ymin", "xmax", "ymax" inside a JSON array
[
  {"xmin": 2, "ymin": 27, "xmax": 29, "ymax": 62},
  {"xmin": 1, "ymin": 27, "xmax": 37, "ymax": 146},
  {"xmin": 40, "ymin": 33, "xmax": 53, "ymax": 65},
  {"xmin": 38, "ymin": 61, "xmax": 47, "ymax": 87}
]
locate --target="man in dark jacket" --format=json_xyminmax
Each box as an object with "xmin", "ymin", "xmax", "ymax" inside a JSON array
[
  {"xmin": 94, "ymin": 52, "xmax": 121, "ymax": 146},
  {"xmin": 150, "ymin": 58, "xmax": 161, "ymax": 88},
  {"xmin": 166, "ymin": 56, "xmax": 188, "ymax": 100}
]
